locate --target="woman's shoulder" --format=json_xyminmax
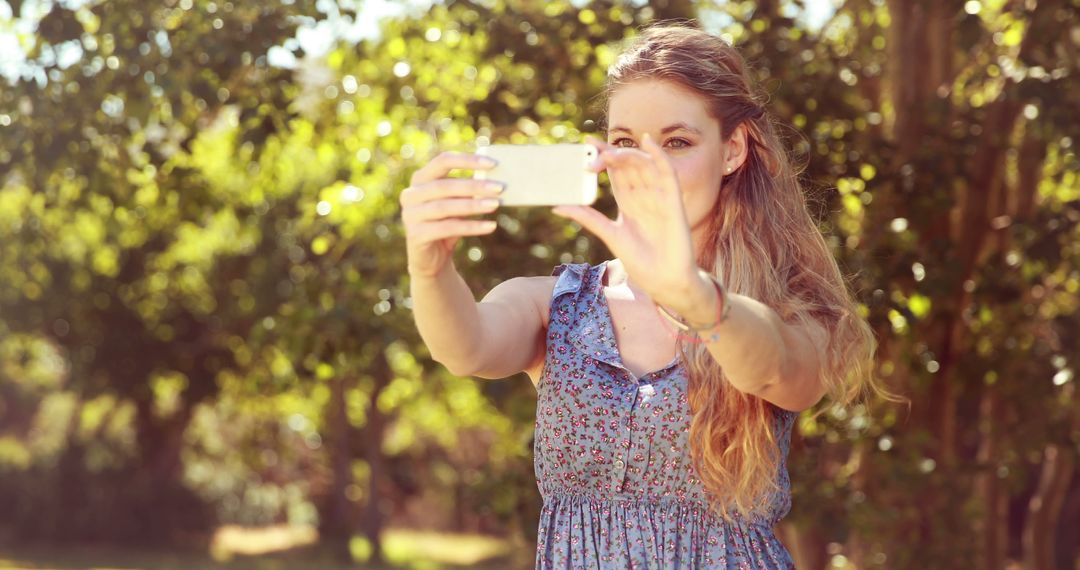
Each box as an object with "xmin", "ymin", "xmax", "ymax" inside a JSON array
[
  {"xmin": 488, "ymin": 262, "xmax": 601, "ymax": 329},
  {"xmin": 518, "ymin": 262, "xmax": 600, "ymax": 325},
  {"xmin": 484, "ymin": 273, "xmax": 560, "ymax": 327}
]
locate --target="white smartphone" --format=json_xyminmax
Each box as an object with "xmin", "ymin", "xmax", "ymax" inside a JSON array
[{"xmin": 473, "ymin": 144, "xmax": 599, "ymax": 206}]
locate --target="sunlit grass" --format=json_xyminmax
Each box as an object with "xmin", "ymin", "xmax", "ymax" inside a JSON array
[
  {"xmin": 210, "ymin": 524, "xmax": 318, "ymax": 560},
  {"xmin": 0, "ymin": 525, "xmax": 531, "ymax": 570},
  {"xmin": 352, "ymin": 529, "xmax": 516, "ymax": 566}
]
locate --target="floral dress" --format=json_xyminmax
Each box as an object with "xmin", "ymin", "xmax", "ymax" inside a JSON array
[{"xmin": 534, "ymin": 261, "xmax": 798, "ymax": 569}]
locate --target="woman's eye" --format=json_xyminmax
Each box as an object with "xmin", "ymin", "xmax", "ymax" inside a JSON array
[{"xmin": 609, "ymin": 137, "xmax": 690, "ymax": 149}]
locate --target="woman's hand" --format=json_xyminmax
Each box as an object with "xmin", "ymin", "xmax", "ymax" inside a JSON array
[
  {"xmin": 401, "ymin": 151, "xmax": 504, "ymax": 278},
  {"xmin": 551, "ymin": 134, "xmax": 699, "ymax": 309}
]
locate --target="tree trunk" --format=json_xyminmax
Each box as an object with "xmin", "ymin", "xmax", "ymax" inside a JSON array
[
  {"xmin": 845, "ymin": 442, "xmax": 869, "ymax": 568},
  {"xmin": 131, "ymin": 394, "xmax": 204, "ymax": 542},
  {"xmin": 886, "ymin": 0, "xmax": 952, "ymax": 159},
  {"xmin": 1012, "ymin": 127, "xmax": 1047, "ymax": 226},
  {"xmin": 974, "ymin": 390, "xmax": 1008, "ymax": 570},
  {"xmin": 360, "ymin": 350, "xmax": 392, "ymax": 564},
  {"xmin": 321, "ymin": 372, "xmax": 356, "ymax": 563},
  {"xmin": 975, "ymin": 122, "xmax": 1044, "ymax": 568},
  {"xmin": 781, "ymin": 522, "xmax": 828, "ymax": 570},
  {"xmin": 1022, "ymin": 444, "xmax": 1075, "ymax": 570}
]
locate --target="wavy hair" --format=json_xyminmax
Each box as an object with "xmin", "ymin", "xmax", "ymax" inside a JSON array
[{"xmin": 601, "ymin": 22, "xmax": 899, "ymax": 520}]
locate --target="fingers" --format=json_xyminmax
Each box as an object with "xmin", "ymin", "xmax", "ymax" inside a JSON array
[
  {"xmin": 585, "ymin": 136, "xmax": 611, "ymax": 172},
  {"xmin": 551, "ymin": 205, "xmax": 618, "ymax": 248},
  {"xmin": 412, "ymin": 219, "xmax": 499, "ymax": 243},
  {"xmin": 597, "ymin": 145, "xmax": 663, "ymax": 197},
  {"xmin": 640, "ymin": 134, "xmax": 678, "ymax": 196},
  {"xmin": 401, "ymin": 151, "xmax": 503, "ymax": 245},
  {"xmin": 606, "ymin": 158, "xmax": 633, "ymax": 201},
  {"xmin": 400, "ymin": 177, "xmax": 503, "ymax": 208},
  {"xmin": 403, "ymin": 197, "xmax": 500, "ymax": 225},
  {"xmin": 621, "ymin": 152, "xmax": 651, "ymax": 193},
  {"xmin": 585, "ymin": 135, "xmax": 614, "ymax": 153},
  {"xmin": 409, "ymin": 151, "xmax": 497, "ymax": 186},
  {"xmin": 584, "ymin": 137, "xmax": 664, "ymax": 190}
]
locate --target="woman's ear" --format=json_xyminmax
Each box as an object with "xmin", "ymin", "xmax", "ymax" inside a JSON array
[{"xmin": 723, "ymin": 123, "xmax": 750, "ymax": 173}]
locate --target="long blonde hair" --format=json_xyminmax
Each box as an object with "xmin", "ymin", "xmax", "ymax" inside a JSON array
[{"xmin": 603, "ymin": 22, "xmax": 895, "ymax": 520}]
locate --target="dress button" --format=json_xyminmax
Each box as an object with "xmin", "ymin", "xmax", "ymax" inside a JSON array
[{"xmin": 614, "ymin": 459, "xmax": 625, "ymax": 469}]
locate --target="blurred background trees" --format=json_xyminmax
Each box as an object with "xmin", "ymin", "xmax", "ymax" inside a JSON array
[{"xmin": 0, "ymin": 0, "xmax": 1076, "ymax": 568}]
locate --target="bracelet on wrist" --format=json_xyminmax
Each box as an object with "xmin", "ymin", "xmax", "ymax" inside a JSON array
[{"xmin": 655, "ymin": 269, "xmax": 730, "ymax": 342}]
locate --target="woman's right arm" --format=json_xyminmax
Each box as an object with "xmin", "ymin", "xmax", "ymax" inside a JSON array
[
  {"xmin": 403, "ymin": 151, "xmax": 547, "ymax": 379},
  {"xmin": 410, "ymin": 266, "xmax": 549, "ymax": 378}
]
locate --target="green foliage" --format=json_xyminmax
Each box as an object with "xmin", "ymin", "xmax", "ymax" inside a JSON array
[{"xmin": 0, "ymin": 0, "xmax": 1077, "ymax": 566}]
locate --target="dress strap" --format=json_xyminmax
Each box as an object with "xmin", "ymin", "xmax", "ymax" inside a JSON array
[{"xmin": 550, "ymin": 262, "xmax": 590, "ymax": 301}]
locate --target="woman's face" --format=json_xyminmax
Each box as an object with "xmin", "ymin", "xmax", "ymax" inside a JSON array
[{"xmin": 606, "ymin": 79, "xmax": 740, "ymax": 242}]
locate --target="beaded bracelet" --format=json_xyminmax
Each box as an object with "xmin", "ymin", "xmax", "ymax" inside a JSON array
[{"xmin": 655, "ymin": 269, "xmax": 731, "ymax": 343}]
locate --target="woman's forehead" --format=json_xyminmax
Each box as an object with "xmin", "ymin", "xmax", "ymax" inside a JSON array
[{"xmin": 607, "ymin": 80, "xmax": 717, "ymax": 133}]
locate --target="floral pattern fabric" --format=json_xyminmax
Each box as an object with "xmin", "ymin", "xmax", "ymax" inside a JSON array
[{"xmin": 534, "ymin": 261, "xmax": 798, "ymax": 569}]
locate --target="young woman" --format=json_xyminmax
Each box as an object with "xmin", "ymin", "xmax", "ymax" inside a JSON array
[{"xmin": 402, "ymin": 22, "xmax": 885, "ymax": 569}]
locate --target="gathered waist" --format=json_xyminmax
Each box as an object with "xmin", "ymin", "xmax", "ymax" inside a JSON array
[{"xmin": 541, "ymin": 492, "xmax": 779, "ymax": 530}]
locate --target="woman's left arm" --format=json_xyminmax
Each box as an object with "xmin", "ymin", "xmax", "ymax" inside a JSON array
[
  {"xmin": 670, "ymin": 277, "xmax": 829, "ymax": 412},
  {"xmin": 551, "ymin": 134, "xmax": 829, "ymax": 412}
]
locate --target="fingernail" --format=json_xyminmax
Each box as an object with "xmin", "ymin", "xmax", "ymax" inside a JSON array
[
  {"xmin": 479, "ymin": 156, "xmax": 498, "ymax": 167},
  {"xmin": 485, "ymin": 181, "xmax": 504, "ymax": 192},
  {"xmin": 482, "ymin": 199, "xmax": 500, "ymax": 208}
]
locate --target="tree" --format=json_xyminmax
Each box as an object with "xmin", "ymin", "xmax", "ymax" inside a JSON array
[{"xmin": 0, "ymin": 0, "xmax": 327, "ymax": 542}]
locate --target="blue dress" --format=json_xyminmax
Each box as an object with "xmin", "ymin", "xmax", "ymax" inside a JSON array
[{"xmin": 534, "ymin": 261, "xmax": 798, "ymax": 569}]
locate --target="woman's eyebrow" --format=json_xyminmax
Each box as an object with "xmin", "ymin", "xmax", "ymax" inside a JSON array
[{"xmin": 608, "ymin": 123, "xmax": 702, "ymax": 135}]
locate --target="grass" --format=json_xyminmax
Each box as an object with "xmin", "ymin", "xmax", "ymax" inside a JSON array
[{"xmin": 0, "ymin": 526, "xmax": 534, "ymax": 570}]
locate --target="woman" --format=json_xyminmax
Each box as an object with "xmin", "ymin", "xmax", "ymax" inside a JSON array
[{"xmin": 402, "ymin": 22, "xmax": 887, "ymax": 569}]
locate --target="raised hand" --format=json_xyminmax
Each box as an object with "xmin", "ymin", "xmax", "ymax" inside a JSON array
[
  {"xmin": 401, "ymin": 152, "xmax": 503, "ymax": 278},
  {"xmin": 552, "ymin": 134, "xmax": 700, "ymax": 309}
]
